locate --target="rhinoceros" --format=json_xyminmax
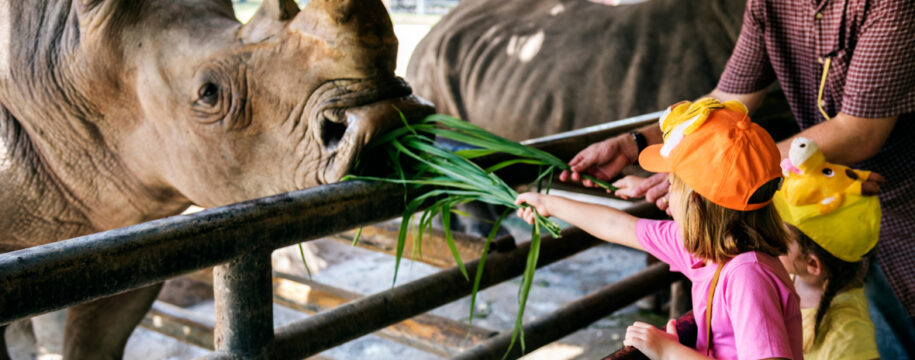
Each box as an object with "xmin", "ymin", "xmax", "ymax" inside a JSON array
[
  {"xmin": 0, "ymin": 0, "xmax": 431, "ymax": 357},
  {"xmin": 407, "ymin": 0, "xmax": 795, "ymax": 141}
]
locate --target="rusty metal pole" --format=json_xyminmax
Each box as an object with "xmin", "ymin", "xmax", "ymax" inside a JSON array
[{"xmin": 214, "ymin": 251, "xmax": 274, "ymax": 359}]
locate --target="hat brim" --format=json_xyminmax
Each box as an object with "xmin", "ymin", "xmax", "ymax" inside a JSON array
[{"xmin": 638, "ymin": 144, "xmax": 671, "ymax": 173}]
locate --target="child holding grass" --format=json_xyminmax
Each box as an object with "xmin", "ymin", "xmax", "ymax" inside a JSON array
[
  {"xmin": 516, "ymin": 99, "xmax": 802, "ymax": 359},
  {"xmin": 773, "ymin": 138, "xmax": 883, "ymax": 360}
]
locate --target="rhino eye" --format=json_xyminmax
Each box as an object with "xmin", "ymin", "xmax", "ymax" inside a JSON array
[
  {"xmin": 822, "ymin": 168, "xmax": 834, "ymax": 177},
  {"xmin": 197, "ymin": 82, "xmax": 220, "ymax": 106}
]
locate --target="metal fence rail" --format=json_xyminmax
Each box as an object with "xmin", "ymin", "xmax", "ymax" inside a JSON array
[
  {"xmin": 0, "ymin": 112, "xmax": 662, "ymax": 359},
  {"xmin": 0, "ymin": 180, "xmax": 407, "ymax": 325}
]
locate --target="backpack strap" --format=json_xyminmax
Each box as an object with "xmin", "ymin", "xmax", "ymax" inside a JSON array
[{"xmin": 705, "ymin": 262, "xmax": 725, "ymax": 356}]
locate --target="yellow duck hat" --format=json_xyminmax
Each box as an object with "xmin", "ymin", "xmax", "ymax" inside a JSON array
[{"xmin": 774, "ymin": 138, "xmax": 880, "ymax": 262}]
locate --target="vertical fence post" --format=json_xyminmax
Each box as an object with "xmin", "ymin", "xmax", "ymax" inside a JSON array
[{"xmin": 214, "ymin": 251, "xmax": 274, "ymax": 359}]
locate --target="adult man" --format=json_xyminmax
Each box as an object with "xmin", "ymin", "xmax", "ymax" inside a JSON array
[{"xmin": 560, "ymin": 0, "xmax": 915, "ymax": 357}]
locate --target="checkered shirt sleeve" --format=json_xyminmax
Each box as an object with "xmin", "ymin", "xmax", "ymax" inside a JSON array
[
  {"xmin": 841, "ymin": 0, "xmax": 915, "ymax": 118},
  {"xmin": 716, "ymin": 0, "xmax": 776, "ymax": 94}
]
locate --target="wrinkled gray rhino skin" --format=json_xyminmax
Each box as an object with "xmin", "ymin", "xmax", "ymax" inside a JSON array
[
  {"xmin": 0, "ymin": 0, "xmax": 431, "ymax": 358},
  {"xmin": 407, "ymin": 0, "xmax": 783, "ymax": 141}
]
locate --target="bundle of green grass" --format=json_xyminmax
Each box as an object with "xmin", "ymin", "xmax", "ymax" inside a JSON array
[{"xmin": 344, "ymin": 113, "xmax": 615, "ymax": 355}]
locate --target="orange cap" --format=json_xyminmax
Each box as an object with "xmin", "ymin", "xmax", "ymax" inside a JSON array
[{"xmin": 638, "ymin": 99, "xmax": 782, "ymax": 211}]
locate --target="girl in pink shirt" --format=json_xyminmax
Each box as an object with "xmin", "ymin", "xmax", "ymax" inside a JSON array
[{"xmin": 516, "ymin": 99, "xmax": 803, "ymax": 359}]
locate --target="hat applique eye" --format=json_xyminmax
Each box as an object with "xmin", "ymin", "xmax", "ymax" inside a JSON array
[{"xmin": 822, "ymin": 168, "xmax": 834, "ymax": 177}]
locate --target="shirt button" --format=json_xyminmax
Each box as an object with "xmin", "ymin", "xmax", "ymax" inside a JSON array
[
  {"xmin": 817, "ymin": 57, "xmax": 825, "ymax": 64},
  {"xmin": 815, "ymin": 12, "xmax": 824, "ymax": 20},
  {"xmin": 819, "ymin": 100, "xmax": 826, "ymax": 107}
]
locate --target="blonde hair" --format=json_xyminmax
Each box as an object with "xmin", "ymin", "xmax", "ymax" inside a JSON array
[{"xmin": 670, "ymin": 175, "xmax": 787, "ymax": 263}]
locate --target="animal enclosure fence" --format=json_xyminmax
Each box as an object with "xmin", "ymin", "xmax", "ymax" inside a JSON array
[{"xmin": 0, "ymin": 111, "xmax": 680, "ymax": 359}]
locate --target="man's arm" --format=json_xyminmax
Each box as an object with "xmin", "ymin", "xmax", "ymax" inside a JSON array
[
  {"xmin": 708, "ymin": 88, "xmax": 768, "ymax": 114},
  {"xmin": 776, "ymin": 113, "xmax": 897, "ymax": 163},
  {"xmin": 709, "ymin": 88, "xmax": 897, "ymax": 163},
  {"xmin": 632, "ymin": 87, "xmax": 769, "ymax": 148}
]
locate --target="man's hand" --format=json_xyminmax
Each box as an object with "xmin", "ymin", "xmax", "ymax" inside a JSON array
[
  {"xmin": 559, "ymin": 133, "xmax": 639, "ymax": 188},
  {"xmin": 861, "ymin": 171, "xmax": 885, "ymax": 196},
  {"xmin": 612, "ymin": 173, "xmax": 671, "ymax": 211}
]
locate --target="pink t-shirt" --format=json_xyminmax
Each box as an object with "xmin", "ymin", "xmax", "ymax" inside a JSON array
[{"xmin": 636, "ymin": 219, "xmax": 803, "ymax": 360}]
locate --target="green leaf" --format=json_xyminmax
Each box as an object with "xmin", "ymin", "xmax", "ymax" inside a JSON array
[
  {"xmin": 505, "ymin": 216, "xmax": 542, "ymax": 358},
  {"xmin": 441, "ymin": 206, "xmax": 469, "ymax": 281},
  {"xmin": 352, "ymin": 112, "xmax": 571, "ymax": 353},
  {"xmin": 393, "ymin": 197, "xmax": 424, "ymax": 286},
  {"xmin": 484, "ymin": 158, "xmax": 549, "ymax": 174},
  {"xmin": 454, "ymin": 148, "xmax": 498, "ymax": 159},
  {"xmin": 468, "ymin": 209, "xmax": 510, "ymax": 329}
]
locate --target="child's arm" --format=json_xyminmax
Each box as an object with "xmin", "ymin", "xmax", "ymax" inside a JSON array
[
  {"xmin": 515, "ymin": 192, "xmax": 642, "ymax": 251},
  {"xmin": 625, "ymin": 321, "xmax": 789, "ymax": 360},
  {"xmin": 625, "ymin": 321, "xmax": 712, "ymax": 360}
]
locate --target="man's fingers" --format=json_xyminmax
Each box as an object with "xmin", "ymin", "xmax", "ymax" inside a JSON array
[
  {"xmin": 570, "ymin": 171, "xmax": 582, "ymax": 183},
  {"xmin": 644, "ymin": 181, "xmax": 670, "ymax": 203},
  {"xmin": 593, "ymin": 155, "xmax": 629, "ymax": 181},
  {"xmin": 635, "ymin": 173, "xmax": 667, "ymax": 193},
  {"xmin": 861, "ymin": 181, "xmax": 881, "ymax": 196},
  {"xmin": 568, "ymin": 152, "xmax": 595, "ymax": 172},
  {"xmin": 656, "ymin": 197, "xmax": 669, "ymax": 211},
  {"xmin": 868, "ymin": 172, "xmax": 885, "ymax": 185}
]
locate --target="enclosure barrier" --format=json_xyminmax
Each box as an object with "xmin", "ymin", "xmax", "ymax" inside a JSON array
[{"xmin": 0, "ymin": 112, "xmax": 665, "ymax": 359}]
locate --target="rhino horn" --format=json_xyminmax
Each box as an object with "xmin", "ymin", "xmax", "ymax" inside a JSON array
[
  {"xmin": 239, "ymin": 0, "xmax": 300, "ymax": 43},
  {"xmin": 289, "ymin": 0, "xmax": 398, "ymax": 74}
]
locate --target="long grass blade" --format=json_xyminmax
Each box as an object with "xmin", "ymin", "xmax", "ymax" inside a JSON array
[
  {"xmin": 348, "ymin": 112, "xmax": 581, "ymax": 355},
  {"xmin": 297, "ymin": 243, "xmax": 312, "ymax": 279},
  {"xmin": 351, "ymin": 227, "xmax": 363, "ymax": 246},
  {"xmin": 441, "ymin": 206, "xmax": 469, "ymax": 281},
  {"xmin": 468, "ymin": 209, "xmax": 510, "ymax": 329}
]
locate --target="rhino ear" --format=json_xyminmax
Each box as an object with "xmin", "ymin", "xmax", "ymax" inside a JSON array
[{"xmin": 239, "ymin": 0, "xmax": 300, "ymax": 43}]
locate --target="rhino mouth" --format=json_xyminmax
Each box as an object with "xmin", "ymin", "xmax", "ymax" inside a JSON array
[{"xmin": 310, "ymin": 77, "xmax": 429, "ymax": 184}]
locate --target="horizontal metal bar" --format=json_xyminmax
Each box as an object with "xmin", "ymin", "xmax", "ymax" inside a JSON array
[
  {"xmin": 181, "ymin": 268, "xmax": 497, "ymax": 358},
  {"xmin": 521, "ymin": 111, "xmax": 662, "ymax": 161},
  {"xmin": 272, "ymin": 201, "xmax": 661, "ymax": 359},
  {"xmin": 0, "ymin": 112, "xmax": 656, "ymax": 326},
  {"xmin": 272, "ymin": 272, "xmax": 497, "ymax": 357},
  {"xmin": 452, "ymin": 262, "xmax": 682, "ymax": 360},
  {"xmin": 0, "ymin": 181, "xmax": 408, "ymax": 325},
  {"xmin": 273, "ymin": 227, "xmax": 599, "ymax": 359}
]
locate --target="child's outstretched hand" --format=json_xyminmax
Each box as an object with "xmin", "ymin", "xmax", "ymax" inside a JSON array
[
  {"xmin": 514, "ymin": 192, "xmax": 551, "ymax": 224},
  {"xmin": 623, "ymin": 320, "xmax": 681, "ymax": 360}
]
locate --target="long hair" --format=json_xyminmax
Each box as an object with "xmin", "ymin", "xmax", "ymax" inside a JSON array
[
  {"xmin": 790, "ymin": 226, "xmax": 864, "ymax": 351},
  {"xmin": 669, "ymin": 175, "xmax": 787, "ymax": 264}
]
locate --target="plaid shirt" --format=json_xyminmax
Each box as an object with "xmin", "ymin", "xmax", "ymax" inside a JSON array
[{"xmin": 718, "ymin": 0, "xmax": 915, "ymax": 316}]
